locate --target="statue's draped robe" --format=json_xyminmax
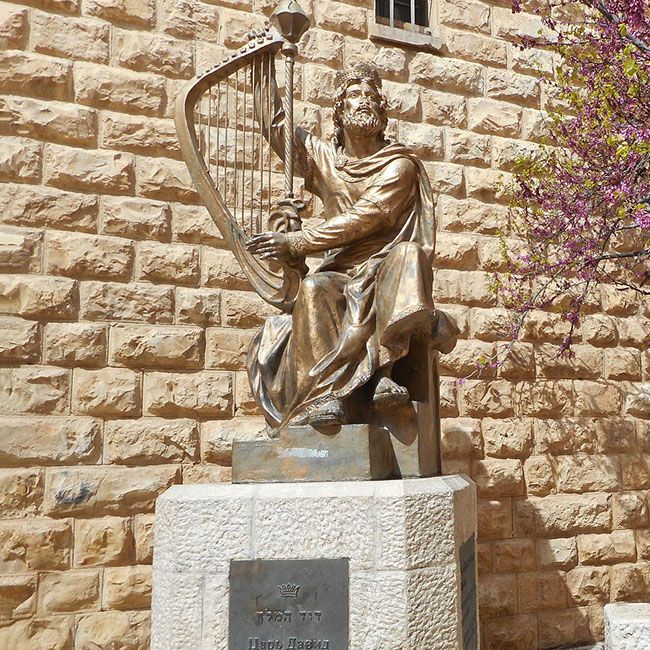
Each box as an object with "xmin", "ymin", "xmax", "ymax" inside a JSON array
[{"xmin": 248, "ymin": 131, "xmax": 437, "ymax": 428}]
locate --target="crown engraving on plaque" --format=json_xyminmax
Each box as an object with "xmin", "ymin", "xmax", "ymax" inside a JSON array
[{"xmin": 278, "ymin": 584, "xmax": 300, "ymax": 598}]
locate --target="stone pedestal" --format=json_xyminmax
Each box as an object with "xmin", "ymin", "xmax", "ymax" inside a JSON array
[
  {"xmin": 605, "ymin": 603, "xmax": 650, "ymax": 649},
  {"xmin": 232, "ymin": 424, "xmax": 395, "ymax": 483},
  {"xmin": 151, "ymin": 476, "xmax": 478, "ymax": 650}
]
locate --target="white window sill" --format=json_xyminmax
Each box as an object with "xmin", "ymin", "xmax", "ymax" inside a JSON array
[{"xmin": 369, "ymin": 22, "xmax": 442, "ymax": 52}]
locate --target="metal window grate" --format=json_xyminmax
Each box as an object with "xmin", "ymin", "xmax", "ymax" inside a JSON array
[{"xmin": 376, "ymin": 0, "xmax": 428, "ymax": 28}]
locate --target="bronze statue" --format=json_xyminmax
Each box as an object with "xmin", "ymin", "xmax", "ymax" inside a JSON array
[
  {"xmin": 175, "ymin": 2, "xmax": 458, "ymax": 481},
  {"xmin": 246, "ymin": 58, "xmax": 449, "ymax": 428}
]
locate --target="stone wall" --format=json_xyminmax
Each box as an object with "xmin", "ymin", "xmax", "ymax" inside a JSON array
[{"xmin": 0, "ymin": 0, "xmax": 648, "ymax": 647}]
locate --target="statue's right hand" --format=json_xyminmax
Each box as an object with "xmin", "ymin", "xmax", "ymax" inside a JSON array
[{"xmin": 246, "ymin": 232, "xmax": 291, "ymax": 261}]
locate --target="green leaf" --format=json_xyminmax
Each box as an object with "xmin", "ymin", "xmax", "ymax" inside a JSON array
[{"xmin": 623, "ymin": 55, "xmax": 639, "ymax": 78}]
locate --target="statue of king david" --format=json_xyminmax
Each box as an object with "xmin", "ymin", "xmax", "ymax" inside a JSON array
[{"xmin": 246, "ymin": 59, "xmax": 456, "ymax": 432}]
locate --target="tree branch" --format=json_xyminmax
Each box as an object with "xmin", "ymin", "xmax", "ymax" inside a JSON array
[
  {"xmin": 598, "ymin": 248, "xmax": 650, "ymax": 260},
  {"xmin": 591, "ymin": 1, "xmax": 650, "ymax": 54}
]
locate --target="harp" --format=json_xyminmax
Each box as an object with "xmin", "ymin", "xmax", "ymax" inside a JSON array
[{"xmin": 175, "ymin": 2, "xmax": 310, "ymax": 313}]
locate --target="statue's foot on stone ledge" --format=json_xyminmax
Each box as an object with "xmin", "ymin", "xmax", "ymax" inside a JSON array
[
  {"xmin": 306, "ymin": 397, "xmax": 346, "ymax": 427},
  {"xmin": 372, "ymin": 376, "xmax": 410, "ymax": 407}
]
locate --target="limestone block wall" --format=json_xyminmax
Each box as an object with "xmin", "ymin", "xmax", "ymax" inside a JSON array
[{"xmin": 0, "ymin": 0, "xmax": 648, "ymax": 648}]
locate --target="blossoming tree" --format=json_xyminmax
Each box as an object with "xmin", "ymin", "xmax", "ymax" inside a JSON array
[{"xmin": 495, "ymin": 0, "xmax": 650, "ymax": 354}]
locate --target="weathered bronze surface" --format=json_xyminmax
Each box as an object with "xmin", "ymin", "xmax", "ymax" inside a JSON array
[
  {"xmin": 229, "ymin": 559, "xmax": 349, "ymax": 650},
  {"xmin": 232, "ymin": 424, "xmax": 394, "ymax": 483},
  {"xmin": 175, "ymin": 1, "xmax": 459, "ymax": 481},
  {"xmin": 246, "ymin": 58, "xmax": 440, "ymax": 429},
  {"xmin": 244, "ymin": 54, "xmax": 459, "ymax": 464}
]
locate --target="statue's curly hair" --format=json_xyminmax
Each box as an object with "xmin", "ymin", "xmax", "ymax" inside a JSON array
[{"xmin": 332, "ymin": 62, "xmax": 389, "ymax": 150}]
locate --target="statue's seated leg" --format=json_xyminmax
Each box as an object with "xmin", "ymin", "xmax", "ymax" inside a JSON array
[
  {"xmin": 366, "ymin": 239, "xmax": 434, "ymax": 412},
  {"xmin": 286, "ymin": 272, "xmax": 349, "ymax": 426},
  {"xmin": 376, "ymin": 240, "xmax": 435, "ymax": 342},
  {"xmin": 291, "ymin": 272, "xmax": 347, "ymax": 370}
]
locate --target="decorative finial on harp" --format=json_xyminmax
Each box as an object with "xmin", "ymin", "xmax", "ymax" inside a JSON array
[
  {"xmin": 270, "ymin": 0, "xmax": 310, "ymax": 45},
  {"xmin": 269, "ymin": 0, "xmax": 310, "ymax": 210}
]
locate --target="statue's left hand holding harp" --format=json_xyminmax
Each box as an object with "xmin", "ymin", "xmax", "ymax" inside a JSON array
[
  {"xmin": 246, "ymin": 2, "xmax": 311, "ymax": 264},
  {"xmin": 173, "ymin": 0, "xmax": 311, "ymax": 313}
]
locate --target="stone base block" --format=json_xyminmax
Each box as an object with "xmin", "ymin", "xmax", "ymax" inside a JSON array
[
  {"xmin": 232, "ymin": 424, "xmax": 395, "ymax": 483},
  {"xmin": 605, "ymin": 603, "xmax": 650, "ymax": 649},
  {"xmin": 151, "ymin": 476, "xmax": 478, "ymax": 650}
]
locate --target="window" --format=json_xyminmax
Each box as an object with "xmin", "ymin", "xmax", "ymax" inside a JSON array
[
  {"xmin": 376, "ymin": 0, "xmax": 429, "ymax": 29},
  {"xmin": 371, "ymin": 0, "xmax": 442, "ymax": 51}
]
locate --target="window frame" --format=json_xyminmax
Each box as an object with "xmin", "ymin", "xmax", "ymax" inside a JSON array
[
  {"xmin": 376, "ymin": 0, "xmax": 429, "ymax": 28},
  {"xmin": 370, "ymin": 0, "xmax": 442, "ymax": 52}
]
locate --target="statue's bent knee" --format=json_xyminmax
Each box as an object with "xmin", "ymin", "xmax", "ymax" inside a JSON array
[
  {"xmin": 298, "ymin": 274, "xmax": 323, "ymax": 296},
  {"xmin": 392, "ymin": 240, "xmax": 422, "ymax": 255}
]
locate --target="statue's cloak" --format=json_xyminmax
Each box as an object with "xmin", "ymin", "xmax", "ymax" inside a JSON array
[{"xmin": 247, "ymin": 137, "xmax": 437, "ymax": 428}]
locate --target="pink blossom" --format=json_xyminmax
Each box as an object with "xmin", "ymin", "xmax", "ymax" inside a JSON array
[
  {"xmin": 636, "ymin": 210, "xmax": 650, "ymax": 229},
  {"xmin": 494, "ymin": 0, "xmax": 650, "ymax": 357}
]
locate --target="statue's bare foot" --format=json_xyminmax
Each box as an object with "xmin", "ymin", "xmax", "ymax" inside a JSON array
[
  {"xmin": 373, "ymin": 376, "xmax": 410, "ymax": 407},
  {"xmin": 308, "ymin": 398, "xmax": 346, "ymax": 427}
]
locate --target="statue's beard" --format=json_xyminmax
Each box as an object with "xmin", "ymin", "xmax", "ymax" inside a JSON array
[{"xmin": 342, "ymin": 107, "xmax": 384, "ymax": 138}]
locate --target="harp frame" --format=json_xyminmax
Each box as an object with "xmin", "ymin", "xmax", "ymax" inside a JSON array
[{"xmin": 175, "ymin": 28, "xmax": 304, "ymax": 313}]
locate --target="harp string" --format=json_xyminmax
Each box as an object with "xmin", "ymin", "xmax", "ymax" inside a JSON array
[
  {"xmin": 202, "ymin": 93, "xmax": 206, "ymax": 170},
  {"xmin": 216, "ymin": 82, "xmax": 221, "ymax": 196},
  {"xmin": 256, "ymin": 59, "xmax": 264, "ymax": 232},
  {"xmin": 235, "ymin": 67, "xmax": 240, "ymax": 224},
  {"xmin": 249, "ymin": 59, "xmax": 254, "ymax": 235},
  {"xmin": 225, "ymin": 79, "xmax": 230, "ymax": 208},
  {"xmin": 195, "ymin": 50, "xmax": 285, "ymax": 238},
  {"xmin": 198, "ymin": 97, "xmax": 203, "ymax": 158},
  {"xmin": 207, "ymin": 87, "xmax": 212, "ymax": 176},
  {"xmin": 267, "ymin": 52, "xmax": 272, "ymax": 220},
  {"xmin": 242, "ymin": 62, "xmax": 248, "ymax": 235}
]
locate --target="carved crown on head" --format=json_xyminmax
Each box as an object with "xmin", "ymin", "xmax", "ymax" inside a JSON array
[{"xmin": 334, "ymin": 61, "xmax": 383, "ymax": 94}]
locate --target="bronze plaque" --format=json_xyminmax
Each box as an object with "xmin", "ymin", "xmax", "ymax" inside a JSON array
[{"xmin": 228, "ymin": 558, "xmax": 349, "ymax": 650}]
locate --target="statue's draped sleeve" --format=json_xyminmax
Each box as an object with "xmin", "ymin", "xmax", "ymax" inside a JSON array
[{"xmin": 285, "ymin": 158, "xmax": 418, "ymax": 256}]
